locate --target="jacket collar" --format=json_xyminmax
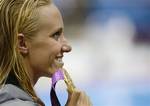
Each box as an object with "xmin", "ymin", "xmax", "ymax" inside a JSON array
[{"xmin": 0, "ymin": 84, "xmax": 34, "ymax": 103}]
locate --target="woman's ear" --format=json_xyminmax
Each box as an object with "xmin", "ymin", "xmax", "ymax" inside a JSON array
[{"xmin": 17, "ymin": 33, "xmax": 29, "ymax": 55}]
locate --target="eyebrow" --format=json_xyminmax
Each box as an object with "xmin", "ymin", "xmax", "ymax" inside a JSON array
[
  {"xmin": 52, "ymin": 27, "xmax": 63, "ymax": 34},
  {"xmin": 49, "ymin": 27, "xmax": 63, "ymax": 35}
]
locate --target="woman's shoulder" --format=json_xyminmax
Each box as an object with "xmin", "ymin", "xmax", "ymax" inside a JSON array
[
  {"xmin": 0, "ymin": 99, "xmax": 38, "ymax": 106},
  {"xmin": 0, "ymin": 84, "xmax": 38, "ymax": 106}
]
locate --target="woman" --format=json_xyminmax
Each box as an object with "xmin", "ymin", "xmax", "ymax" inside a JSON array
[{"xmin": 0, "ymin": 0, "xmax": 92, "ymax": 106}]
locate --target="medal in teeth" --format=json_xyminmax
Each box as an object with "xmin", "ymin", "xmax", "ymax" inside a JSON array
[
  {"xmin": 57, "ymin": 58, "xmax": 62, "ymax": 62},
  {"xmin": 55, "ymin": 58, "xmax": 64, "ymax": 67}
]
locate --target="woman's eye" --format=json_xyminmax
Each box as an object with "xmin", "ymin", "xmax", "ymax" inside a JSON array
[{"xmin": 51, "ymin": 31, "xmax": 61, "ymax": 40}]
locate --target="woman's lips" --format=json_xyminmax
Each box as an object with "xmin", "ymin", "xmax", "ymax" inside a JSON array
[{"xmin": 54, "ymin": 58, "xmax": 64, "ymax": 68}]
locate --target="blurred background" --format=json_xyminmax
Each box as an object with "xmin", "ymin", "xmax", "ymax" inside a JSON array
[{"xmin": 34, "ymin": 0, "xmax": 150, "ymax": 106}]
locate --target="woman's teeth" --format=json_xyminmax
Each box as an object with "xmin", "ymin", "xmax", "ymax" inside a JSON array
[
  {"xmin": 57, "ymin": 58, "xmax": 62, "ymax": 62},
  {"xmin": 55, "ymin": 58, "xmax": 64, "ymax": 67}
]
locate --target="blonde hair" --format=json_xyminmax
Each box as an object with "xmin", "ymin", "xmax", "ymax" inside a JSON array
[{"xmin": 0, "ymin": 0, "xmax": 50, "ymax": 105}]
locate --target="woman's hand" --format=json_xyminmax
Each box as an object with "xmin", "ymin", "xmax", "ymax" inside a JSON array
[{"xmin": 66, "ymin": 89, "xmax": 92, "ymax": 106}]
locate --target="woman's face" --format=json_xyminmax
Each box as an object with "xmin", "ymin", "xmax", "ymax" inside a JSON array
[{"xmin": 25, "ymin": 3, "xmax": 71, "ymax": 78}]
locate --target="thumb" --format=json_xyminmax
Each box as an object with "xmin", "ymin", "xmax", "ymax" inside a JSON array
[{"xmin": 66, "ymin": 89, "xmax": 80, "ymax": 106}]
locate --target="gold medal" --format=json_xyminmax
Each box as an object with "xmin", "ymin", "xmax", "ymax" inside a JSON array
[{"xmin": 63, "ymin": 68, "xmax": 76, "ymax": 93}]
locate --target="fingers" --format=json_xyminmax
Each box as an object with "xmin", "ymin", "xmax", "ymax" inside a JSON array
[
  {"xmin": 77, "ymin": 91, "xmax": 92, "ymax": 106},
  {"xmin": 66, "ymin": 89, "xmax": 92, "ymax": 106},
  {"xmin": 66, "ymin": 89, "xmax": 80, "ymax": 106}
]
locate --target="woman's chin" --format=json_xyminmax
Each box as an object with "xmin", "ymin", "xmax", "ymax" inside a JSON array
[
  {"xmin": 47, "ymin": 61, "xmax": 64, "ymax": 78},
  {"xmin": 46, "ymin": 67, "xmax": 58, "ymax": 77}
]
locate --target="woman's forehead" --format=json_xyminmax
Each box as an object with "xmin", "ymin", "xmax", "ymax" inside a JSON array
[{"xmin": 37, "ymin": 4, "xmax": 64, "ymax": 34}]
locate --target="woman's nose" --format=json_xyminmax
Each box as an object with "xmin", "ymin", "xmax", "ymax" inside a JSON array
[
  {"xmin": 61, "ymin": 44, "xmax": 72, "ymax": 53},
  {"xmin": 60, "ymin": 36, "xmax": 72, "ymax": 53}
]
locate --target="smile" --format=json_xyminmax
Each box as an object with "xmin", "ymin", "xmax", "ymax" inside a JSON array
[{"xmin": 54, "ymin": 58, "xmax": 64, "ymax": 68}]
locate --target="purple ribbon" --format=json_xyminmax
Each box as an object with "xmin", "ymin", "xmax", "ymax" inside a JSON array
[
  {"xmin": 51, "ymin": 69, "xmax": 64, "ymax": 106},
  {"xmin": 52, "ymin": 69, "xmax": 64, "ymax": 88}
]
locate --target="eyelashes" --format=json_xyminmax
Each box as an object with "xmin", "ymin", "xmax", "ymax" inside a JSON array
[
  {"xmin": 51, "ymin": 28, "xmax": 63, "ymax": 41},
  {"xmin": 52, "ymin": 31, "xmax": 61, "ymax": 40}
]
